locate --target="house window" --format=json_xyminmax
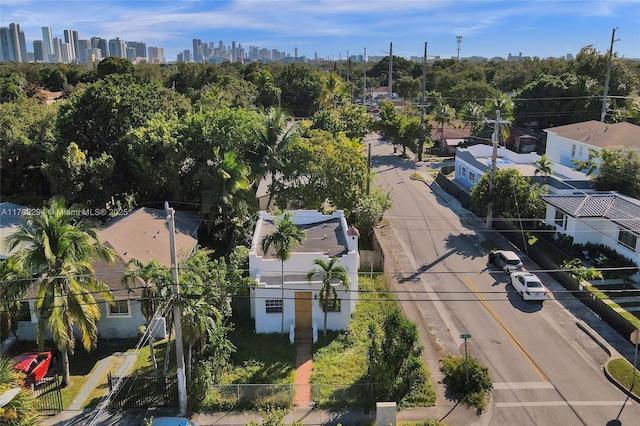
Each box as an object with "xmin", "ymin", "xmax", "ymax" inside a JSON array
[
  {"xmin": 265, "ymin": 299, "xmax": 283, "ymax": 314},
  {"xmin": 571, "ymin": 144, "xmax": 576, "ymax": 157},
  {"xmin": 108, "ymin": 300, "xmax": 130, "ymax": 317},
  {"xmin": 469, "ymin": 171, "xmax": 476, "ymax": 183},
  {"xmin": 323, "ymin": 299, "xmax": 341, "ymax": 312},
  {"xmin": 618, "ymin": 229, "xmax": 637, "ymax": 251},
  {"xmin": 554, "ymin": 209, "xmax": 566, "ymax": 230},
  {"xmin": 461, "ymin": 166, "xmax": 467, "ymax": 177}
]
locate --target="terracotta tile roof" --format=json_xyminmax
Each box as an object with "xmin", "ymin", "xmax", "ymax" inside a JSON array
[{"xmin": 545, "ymin": 121, "xmax": 640, "ymax": 149}]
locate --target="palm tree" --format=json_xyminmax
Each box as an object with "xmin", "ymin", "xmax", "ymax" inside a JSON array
[
  {"xmin": 306, "ymin": 258, "xmax": 350, "ymax": 338},
  {"xmin": 0, "ymin": 356, "xmax": 41, "ymax": 425},
  {"xmin": 319, "ymin": 73, "xmax": 345, "ymax": 110},
  {"xmin": 180, "ymin": 285, "xmax": 221, "ymax": 384},
  {"xmin": 121, "ymin": 258, "xmax": 172, "ymax": 376},
  {"xmin": 0, "ymin": 258, "xmax": 24, "ymax": 354},
  {"xmin": 6, "ymin": 197, "xmax": 116, "ymax": 387},
  {"xmin": 432, "ymin": 103, "xmax": 456, "ymax": 152},
  {"xmin": 253, "ymin": 108, "xmax": 298, "ymax": 209},
  {"xmin": 534, "ymin": 154, "xmax": 553, "ymax": 176},
  {"xmin": 260, "ymin": 212, "xmax": 306, "ymax": 335}
]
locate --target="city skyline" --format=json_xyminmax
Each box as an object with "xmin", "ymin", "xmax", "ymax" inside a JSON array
[{"xmin": 1, "ymin": 0, "xmax": 639, "ymax": 62}]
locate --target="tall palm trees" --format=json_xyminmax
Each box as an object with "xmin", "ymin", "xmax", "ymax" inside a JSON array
[
  {"xmin": 306, "ymin": 258, "xmax": 350, "ymax": 338},
  {"xmin": 6, "ymin": 197, "xmax": 116, "ymax": 386},
  {"xmin": 260, "ymin": 212, "xmax": 306, "ymax": 335},
  {"xmin": 121, "ymin": 258, "xmax": 172, "ymax": 376},
  {"xmin": 254, "ymin": 108, "xmax": 298, "ymax": 209}
]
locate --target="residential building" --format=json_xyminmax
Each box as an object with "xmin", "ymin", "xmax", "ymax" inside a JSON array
[
  {"xmin": 248, "ymin": 210, "xmax": 359, "ymax": 340},
  {"xmin": 15, "ymin": 207, "xmax": 201, "ymax": 341},
  {"xmin": 544, "ymin": 121, "xmax": 640, "ymax": 172},
  {"xmin": 541, "ymin": 192, "xmax": 640, "ymax": 268},
  {"xmin": 454, "ymin": 144, "xmax": 591, "ymax": 194},
  {"xmin": 432, "ymin": 119, "xmax": 472, "ymax": 154}
]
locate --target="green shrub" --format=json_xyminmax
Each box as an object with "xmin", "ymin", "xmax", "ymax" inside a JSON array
[{"xmin": 440, "ymin": 355, "xmax": 492, "ymax": 411}]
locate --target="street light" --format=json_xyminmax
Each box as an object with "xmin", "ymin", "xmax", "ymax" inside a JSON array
[
  {"xmin": 630, "ymin": 329, "xmax": 640, "ymax": 395},
  {"xmin": 460, "ymin": 333, "xmax": 471, "ymax": 390}
]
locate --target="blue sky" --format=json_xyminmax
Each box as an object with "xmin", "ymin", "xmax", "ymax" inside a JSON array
[{"xmin": 2, "ymin": 0, "xmax": 639, "ymax": 61}]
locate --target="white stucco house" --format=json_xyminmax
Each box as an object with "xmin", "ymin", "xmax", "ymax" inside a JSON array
[
  {"xmin": 248, "ymin": 210, "xmax": 359, "ymax": 341},
  {"xmin": 544, "ymin": 120, "xmax": 640, "ymax": 172},
  {"xmin": 454, "ymin": 144, "xmax": 592, "ymax": 194},
  {"xmin": 541, "ymin": 192, "xmax": 640, "ymax": 267},
  {"xmin": 16, "ymin": 207, "xmax": 201, "ymax": 341}
]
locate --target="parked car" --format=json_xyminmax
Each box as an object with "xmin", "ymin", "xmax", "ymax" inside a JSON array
[
  {"xmin": 152, "ymin": 418, "xmax": 198, "ymax": 426},
  {"xmin": 510, "ymin": 272, "xmax": 549, "ymax": 301},
  {"xmin": 13, "ymin": 351, "xmax": 56, "ymax": 386},
  {"xmin": 489, "ymin": 250, "xmax": 523, "ymax": 272}
]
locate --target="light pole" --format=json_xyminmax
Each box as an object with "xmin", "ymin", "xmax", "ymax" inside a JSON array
[
  {"xmin": 630, "ymin": 329, "xmax": 640, "ymax": 395},
  {"xmin": 461, "ymin": 333, "xmax": 471, "ymax": 391}
]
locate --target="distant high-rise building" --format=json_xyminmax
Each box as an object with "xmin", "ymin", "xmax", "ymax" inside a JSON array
[
  {"xmin": 42, "ymin": 27, "xmax": 55, "ymax": 62},
  {"xmin": 92, "ymin": 37, "xmax": 109, "ymax": 58},
  {"xmin": 0, "ymin": 27, "xmax": 14, "ymax": 61},
  {"xmin": 53, "ymin": 37, "xmax": 63, "ymax": 63},
  {"xmin": 127, "ymin": 41, "xmax": 146, "ymax": 59},
  {"xmin": 33, "ymin": 40, "xmax": 46, "ymax": 62},
  {"xmin": 9, "ymin": 23, "xmax": 23, "ymax": 62},
  {"xmin": 77, "ymin": 39, "xmax": 90, "ymax": 63},
  {"xmin": 182, "ymin": 49, "xmax": 192, "ymax": 62},
  {"xmin": 64, "ymin": 29, "xmax": 79, "ymax": 61},
  {"xmin": 148, "ymin": 46, "xmax": 165, "ymax": 64},
  {"xmin": 193, "ymin": 39, "xmax": 203, "ymax": 62},
  {"xmin": 108, "ymin": 37, "xmax": 127, "ymax": 58}
]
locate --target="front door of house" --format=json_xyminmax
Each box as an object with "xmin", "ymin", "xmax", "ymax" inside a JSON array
[{"xmin": 295, "ymin": 292, "xmax": 312, "ymax": 330}]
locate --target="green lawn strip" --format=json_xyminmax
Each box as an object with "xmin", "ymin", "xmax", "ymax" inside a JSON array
[
  {"xmin": 608, "ymin": 358, "xmax": 640, "ymax": 399},
  {"xmin": 60, "ymin": 374, "xmax": 88, "ymax": 409},
  {"xmin": 128, "ymin": 338, "xmax": 175, "ymax": 376},
  {"xmin": 81, "ymin": 355, "xmax": 127, "ymax": 409}
]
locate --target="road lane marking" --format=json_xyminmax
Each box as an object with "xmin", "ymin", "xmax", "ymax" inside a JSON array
[
  {"xmin": 464, "ymin": 276, "xmax": 550, "ymax": 382},
  {"xmin": 496, "ymin": 401, "xmax": 633, "ymax": 407},
  {"xmin": 493, "ymin": 382, "xmax": 555, "ymax": 390}
]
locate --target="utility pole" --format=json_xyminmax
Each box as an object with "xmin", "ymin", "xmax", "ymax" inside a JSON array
[
  {"xmin": 363, "ymin": 47, "xmax": 367, "ymax": 102},
  {"xmin": 485, "ymin": 111, "xmax": 510, "ymax": 230},
  {"xmin": 165, "ymin": 201, "xmax": 188, "ymax": 416},
  {"xmin": 366, "ymin": 143, "xmax": 371, "ymax": 195},
  {"xmin": 418, "ymin": 42, "xmax": 428, "ymax": 161},
  {"xmin": 388, "ymin": 42, "xmax": 393, "ymax": 100},
  {"xmin": 601, "ymin": 27, "xmax": 619, "ymax": 122}
]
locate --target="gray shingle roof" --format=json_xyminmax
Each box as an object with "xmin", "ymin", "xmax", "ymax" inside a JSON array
[
  {"xmin": 542, "ymin": 192, "xmax": 640, "ymax": 233},
  {"xmin": 257, "ymin": 217, "xmax": 348, "ymax": 258}
]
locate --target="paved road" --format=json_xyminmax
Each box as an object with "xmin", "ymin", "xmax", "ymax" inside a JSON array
[{"xmin": 368, "ymin": 134, "xmax": 640, "ymax": 426}]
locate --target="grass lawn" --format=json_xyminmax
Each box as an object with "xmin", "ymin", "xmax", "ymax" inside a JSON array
[
  {"xmin": 128, "ymin": 338, "xmax": 176, "ymax": 376},
  {"xmin": 311, "ymin": 274, "xmax": 436, "ymax": 408},
  {"xmin": 81, "ymin": 354, "xmax": 128, "ymax": 409},
  {"xmin": 608, "ymin": 358, "xmax": 640, "ymax": 399}
]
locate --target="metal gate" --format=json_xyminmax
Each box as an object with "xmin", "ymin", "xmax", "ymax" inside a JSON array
[
  {"xmin": 107, "ymin": 374, "xmax": 178, "ymax": 410},
  {"xmin": 32, "ymin": 375, "xmax": 63, "ymax": 414}
]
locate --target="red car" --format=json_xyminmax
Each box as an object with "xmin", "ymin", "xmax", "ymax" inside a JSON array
[{"xmin": 13, "ymin": 351, "xmax": 55, "ymax": 385}]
